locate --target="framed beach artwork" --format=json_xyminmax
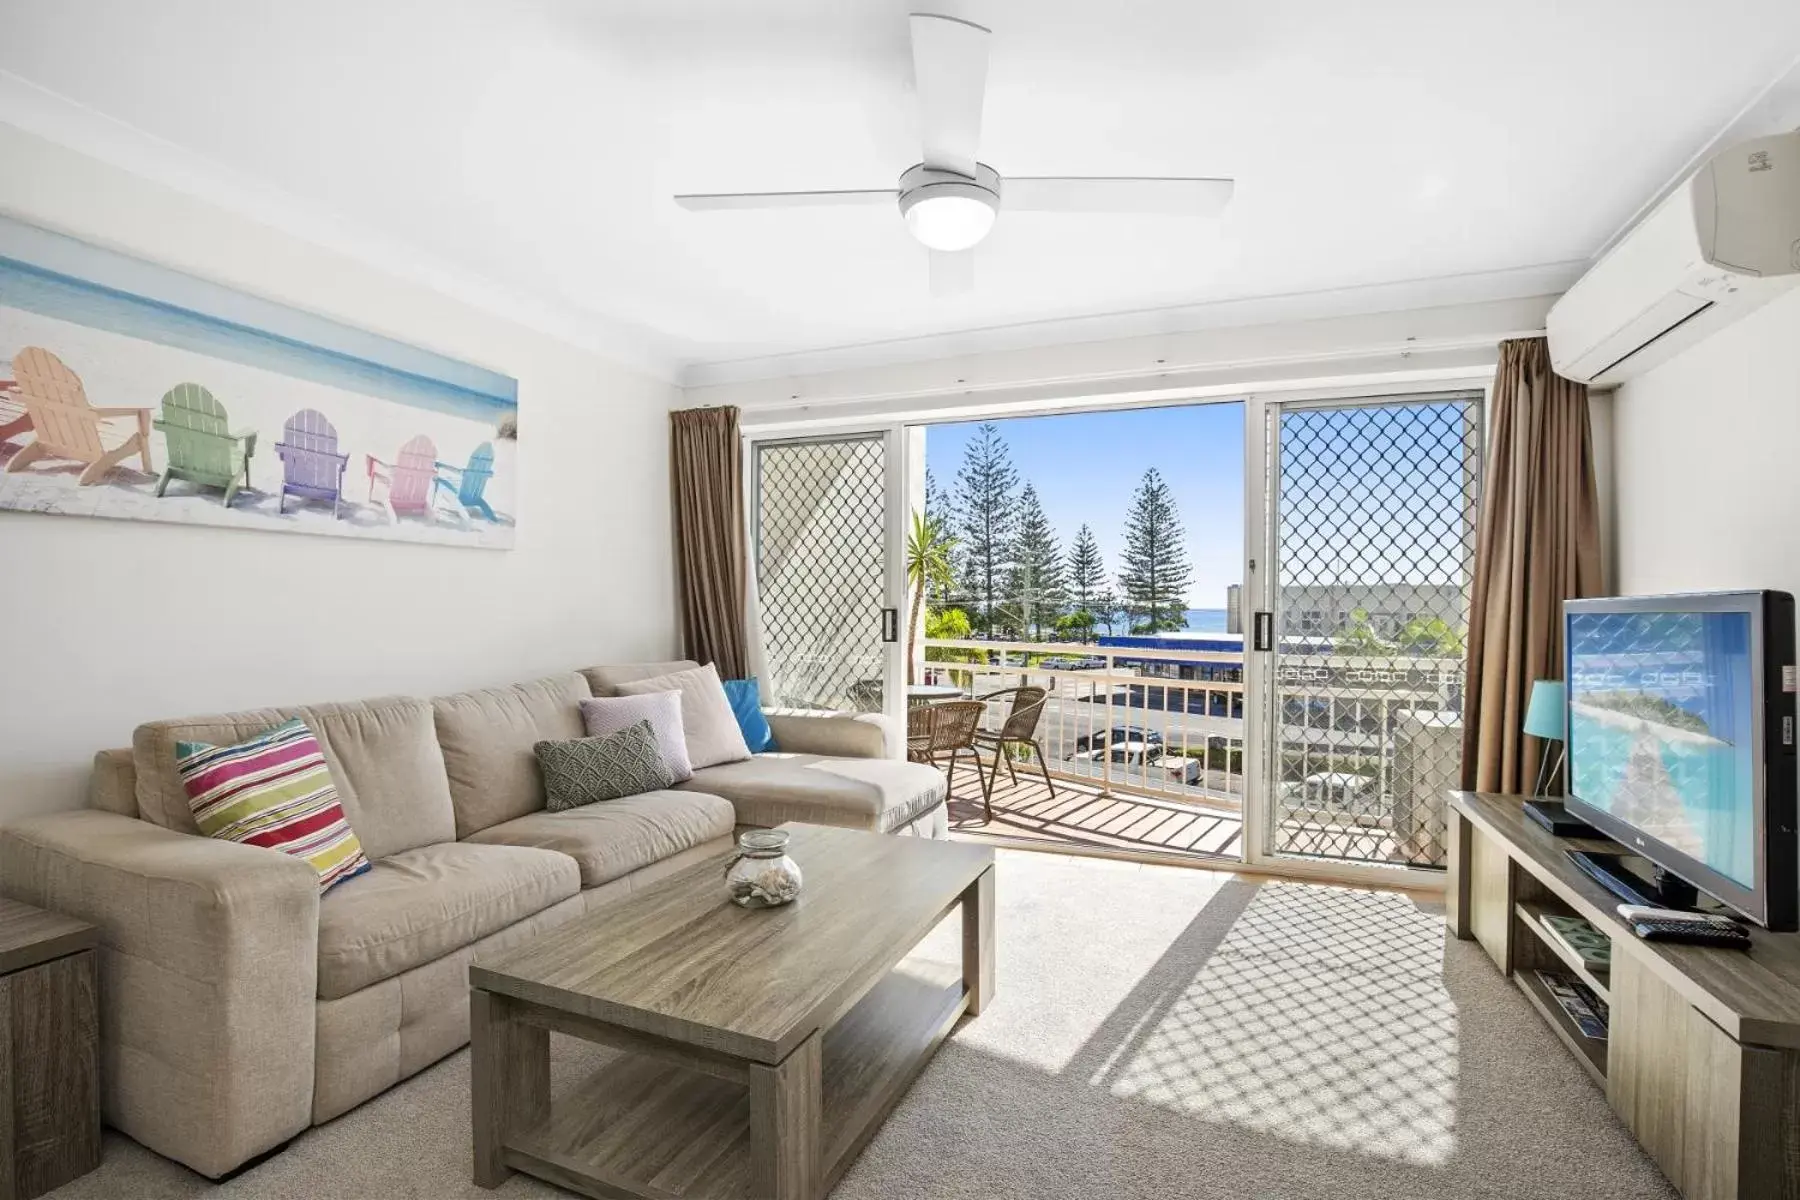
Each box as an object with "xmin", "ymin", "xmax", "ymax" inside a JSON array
[{"xmin": 0, "ymin": 216, "xmax": 517, "ymax": 549}]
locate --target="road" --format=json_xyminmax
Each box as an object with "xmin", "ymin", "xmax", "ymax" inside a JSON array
[{"xmin": 1033, "ymin": 692, "xmax": 1243, "ymax": 757}]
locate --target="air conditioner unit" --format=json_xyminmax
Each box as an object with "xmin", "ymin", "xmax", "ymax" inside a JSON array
[{"xmin": 1547, "ymin": 130, "xmax": 1800, "ymax": 387}]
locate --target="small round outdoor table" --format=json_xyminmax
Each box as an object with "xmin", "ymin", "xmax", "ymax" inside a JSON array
[{"xmin": 906, "ymin": 683, "xmax": 966, "ymax": 707}]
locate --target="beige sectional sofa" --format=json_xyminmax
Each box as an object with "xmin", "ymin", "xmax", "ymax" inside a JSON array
[{"xmin": 0, "ymin": 660, "xmax": 947, "ymax": 1179}]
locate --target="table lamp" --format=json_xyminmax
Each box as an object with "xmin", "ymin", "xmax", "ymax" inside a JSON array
[
  {"xmin": 1523, "ymin": 679, "xmax": 1566, "ymax": 796},
  {"xmin": 1521, "ymin": 678, "xmax": 1597, "ymax": 835}
]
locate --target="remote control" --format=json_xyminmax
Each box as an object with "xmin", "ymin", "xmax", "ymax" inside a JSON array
[
  {"xmin": 1615, "ymin": 904, "xmax": 1740, "ymax": 927},
  {"xmin": 1630, "ymin": 918, "xmax": 1753, "ymax": 949}
]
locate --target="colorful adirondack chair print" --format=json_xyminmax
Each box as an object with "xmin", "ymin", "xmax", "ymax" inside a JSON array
[
  {"xmin": 0, "ymin": 376, "xmax": 26, "ymax": 449},
  {"xmin": 153, "ymin": 383, "xmax": 258, "ymax": 506},
  {"xmin": 435, "ymin": 441, "xmax": 497, "ymax": 521},
  {"xmin": 365, "ymin": 434, "xmax": 437, "ymax": 523},
  {"xmin": 4, "ymin": 347, "xmax": 155, "ymax": 485},
  {"xmin": 274, "ymin": 409, "xmax": 349, "ymax": 516}
]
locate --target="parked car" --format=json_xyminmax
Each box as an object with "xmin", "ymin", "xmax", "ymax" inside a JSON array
[
  {"xmin": 1157, "ymin": 755, "xmax": 1204, "ymax": 785},
  {"xmin": 1066, "ymin": 741, "xmax": 1163, "ymax": 767},
  {"xmin": 1104, "ymin": 741, "xmax": 1165, "ymax": 765},
  {"xmin": 1071, "ymin": 725, "xmax": 1165, "ymax": 755},
  {"xmin": 1068, "ymin": 743, "xmax": 1205, "ymax": 786},
  {"xmin": 1302, "ymin": 772, "xmax": 1377, "ymax": 806}
]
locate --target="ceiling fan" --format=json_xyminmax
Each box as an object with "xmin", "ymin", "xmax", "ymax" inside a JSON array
[{"xmin": 673, "ymin": 12, "xmax": 1234, "ymax": 294}]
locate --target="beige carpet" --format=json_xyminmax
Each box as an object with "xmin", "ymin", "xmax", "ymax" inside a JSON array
[{"xmin": 51, "ymin": 849, "xmax": 1675, "ymax": 1199}]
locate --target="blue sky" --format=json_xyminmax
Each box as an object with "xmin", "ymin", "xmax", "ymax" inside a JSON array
[{"xmin": 923, "ymin": 403, "xmax": 1245, "ymax": 610}]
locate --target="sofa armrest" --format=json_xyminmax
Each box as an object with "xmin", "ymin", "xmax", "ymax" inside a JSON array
[
  {"xmin": 763, "ymin": 708, "xmax": 896, "ymax": 759},
  {"xmin": 0, "ymin": 810, "xmax": 321, "ymax": 1178}
]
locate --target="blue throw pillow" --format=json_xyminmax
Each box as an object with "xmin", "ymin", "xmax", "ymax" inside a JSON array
[{"xmin": 723, "ymin": 678, "xmax": 776, "ymax": 753}]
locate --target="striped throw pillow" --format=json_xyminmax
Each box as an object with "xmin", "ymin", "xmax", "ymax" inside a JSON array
[{"xmin": 175, "ymin": 718, "xmax": 371, "ymax": 893}]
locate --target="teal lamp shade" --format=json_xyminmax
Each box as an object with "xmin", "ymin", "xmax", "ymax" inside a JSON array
[{"xmin": 1523, "ymin": 679, "xmax": 1566, "ymax": 741}]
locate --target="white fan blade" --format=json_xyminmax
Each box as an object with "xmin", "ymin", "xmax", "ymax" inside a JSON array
[
  {"xmin": 674, "ymin": 190, "xmax": 896, "ymax": 211},
  {"xmin": 910, "ymin": 13, "xmax": 990, "ymax": 178},
  {"xmin": 1004, "ymin": 177, "xmax": 1235, "ymax": 215},
  {"xmin": 929, "ymin": 249, "xmax": 975, "ymax": 297}
]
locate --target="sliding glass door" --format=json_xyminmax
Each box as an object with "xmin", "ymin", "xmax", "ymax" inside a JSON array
[
  {"xmin": 748, "ymin": 430, "xmax": 906, "ymax": 729},
  {"xmin": 1245, "ymin": 392, "xmax": 1483, "ymax": 879}
]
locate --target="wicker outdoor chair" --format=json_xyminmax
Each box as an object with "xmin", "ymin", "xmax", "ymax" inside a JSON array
[
  {"xmin": 906, "ymin": 699, "xmax": 994, "ymax": 820},
  {"xmin": 846, "ymin": 678, "xmax": 885, "ymax": 713},
  {"xmin": 972, "ymin": 686, "xmax": 1055, "ymax": 799}
]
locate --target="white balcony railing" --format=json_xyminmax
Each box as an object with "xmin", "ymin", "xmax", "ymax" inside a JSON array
[
  {"xmin": 918, "ymin": 636, "xmax": 1463, "ymax": 869},
  {"xmin": 919, "ymin": 638, "xmax": 1245, "ymax": 812}
]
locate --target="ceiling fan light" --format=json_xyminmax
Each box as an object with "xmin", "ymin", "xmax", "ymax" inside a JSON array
[{"xmin": 900, "ymin": 183, "xmax": 998, "ymax": 252}]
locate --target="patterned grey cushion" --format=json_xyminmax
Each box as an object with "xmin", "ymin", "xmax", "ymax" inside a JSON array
[{"xmin": 535, "ymin": 720, "xmax": 676, "ymax": 811}]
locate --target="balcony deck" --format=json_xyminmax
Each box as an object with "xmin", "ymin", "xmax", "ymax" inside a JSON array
[{"xmin": 941, "ymin": 758, "xmax": 1244, "ymax": 862}]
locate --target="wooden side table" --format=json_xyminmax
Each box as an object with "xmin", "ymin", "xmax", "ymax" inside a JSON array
[{"xmin": 0, "ymin": 898, "xmax": 100, "ymax": 1200}]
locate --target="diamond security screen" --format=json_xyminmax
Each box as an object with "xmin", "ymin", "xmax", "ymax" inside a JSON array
[
  {"xmin": 754, "ymin": 437, "xmax": 887, "ymax": 712},
  {"xmin": 1269, "ymin": 398, "xmax": 1482, "ymax": 869}
]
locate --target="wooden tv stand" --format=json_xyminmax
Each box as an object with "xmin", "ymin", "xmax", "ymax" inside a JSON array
[{"xmin": 1448, "ymin": 792, "xmax": 1800, "ymax": 1200}]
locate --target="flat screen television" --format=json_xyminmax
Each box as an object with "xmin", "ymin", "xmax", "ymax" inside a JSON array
[{"xmin": 1563, "ymin": 590, "xmax": 1797, "ymax": 930}]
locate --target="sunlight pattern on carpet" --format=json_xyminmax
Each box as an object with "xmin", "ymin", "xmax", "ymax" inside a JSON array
[{"xmin": 1102, "ymin": 882, "xmax": 1457, "ymax": 1165}]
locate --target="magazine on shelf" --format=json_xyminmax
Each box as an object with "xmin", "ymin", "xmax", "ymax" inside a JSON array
[
  {"xmin": 1535, "ymin": 969, "xmax": 1609, "ymax": 1040},
  {"xmin": 1539, "ymin": 913, "xmax": 1612, "ymax": 971}
]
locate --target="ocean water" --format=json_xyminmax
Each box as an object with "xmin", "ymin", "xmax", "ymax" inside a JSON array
[
  {"xmin": 0, "ymin": 250, "xmax": 514, "ymax": 422},
  {"xmin": 1570, "ymin": 708, "xmax": 1753, "ymax": 887},
  {"xmin": 1182, "ymin": 608, "xmax": 1230, "ymax": 633}
]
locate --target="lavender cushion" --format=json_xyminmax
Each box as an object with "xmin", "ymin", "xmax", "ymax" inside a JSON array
[{"xmin": 579, "ymin": 691, "xmax": 693, "ymax": 782}]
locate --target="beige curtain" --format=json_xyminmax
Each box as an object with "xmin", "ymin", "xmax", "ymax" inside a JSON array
[
  {"xmin": 1460, "ymin": 337, "xmax": 1603, "ymax": 795},
  {"xmin": 670, "ymin": 406, "xmax": 749, "ymax": 680}
]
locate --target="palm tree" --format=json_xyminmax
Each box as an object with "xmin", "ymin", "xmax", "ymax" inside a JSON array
[{"xmin": 906, "ymin": 509, "xmax": 959, "ymax": 684}]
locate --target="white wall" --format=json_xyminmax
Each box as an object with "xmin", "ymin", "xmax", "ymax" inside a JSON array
[
  {"xmin": 0, "ymin": 126, "xmax": 680, "ymax": 818},
  {"xmin": 1612, "ymin": 285, "xmax": 1800, "ymax": 598}
]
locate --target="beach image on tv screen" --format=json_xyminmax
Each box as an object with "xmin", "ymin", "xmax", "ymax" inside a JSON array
[{"xmin": 1567, "ymin": 609, "xmax": 1756, "ymax": 888}]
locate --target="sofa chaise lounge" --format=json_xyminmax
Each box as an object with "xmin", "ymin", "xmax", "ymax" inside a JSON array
[{"xmin": 0, "ymin": 660, "xmax": 947, "ymax": 1178}]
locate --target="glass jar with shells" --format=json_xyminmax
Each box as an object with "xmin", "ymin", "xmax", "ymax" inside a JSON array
[{"xmin": 724, "ymin": 829, "xmax": 803, "ymax": 908}]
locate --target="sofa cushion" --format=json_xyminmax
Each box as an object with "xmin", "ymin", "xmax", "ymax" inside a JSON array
[
  {"xmin": 537, "ymin": 721, "xmax": 675, "ymax": 811},
  {"xmin": 615, "ymin": 663, "xmax": 751, "ymax": 771},
  {"xmin": 176, "ymin": 717, "xmax": 372, "ymax": 893},
  {"xmin": 723, "ymin": 678, "xmax": 776, "ymax": 753},
  {"xmin": 580, "ymin": 691, "xmax": 693, "ymax": 781},
  {"xmin": 89, "ymin": 747, "xmax": 139, "ymax": 816},
  {"xmin": 133, "ymin": 695, "xmax": 457, "ymax": 860},
  {"xmin": 676, "ymin": 753, "xmax": 947, "ymax": 833},
  {"xmin": 465, "ymin": 789, "xmax": 734, "ymax": 888},
  {"xmin": 762, "ymin": 709, "xmax": 891, "ymax": 759},
  {"xmin": 433, "ymin": 672, "xmax": 592, "ymax": 839},
  {"xmin": 315, "ymin": 842, "xmax": 578, "ymax": 999},
  {"xmin": 581, "ymin": 660, "xmax": 700, "ymax": 698}
]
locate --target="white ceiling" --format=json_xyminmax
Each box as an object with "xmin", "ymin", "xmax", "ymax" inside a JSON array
[{"xmin": 3, "ymin": 0, "xmax": 1799, "ymax": 379}]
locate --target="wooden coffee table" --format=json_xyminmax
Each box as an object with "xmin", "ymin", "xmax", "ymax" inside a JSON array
[{"xmin": 469, "ymin": 823, "xmax": 995, "ymax": 1200}]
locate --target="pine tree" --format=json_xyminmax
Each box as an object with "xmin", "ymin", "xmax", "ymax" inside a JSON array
[
  {"xmin": 1058, "ymin": 522, "xmax": 1105, "ymax": 640},
  {"xmin": 923, "ymin": 467, "xmax": 957, "ymax": 607},
  {"xmin": 952, "ymin": 423, "xmax": 1019, "ymax": 636},
  {"xmin": 924, "ymin": 466, "xmax": 952, "ymax": 528},
  {"xmin": 1118, "ymin": 467, "xmax": 1193, "ymax": 633},
  {"xmin": 1005, "ymin": 484, "xmax": 1066, "ymax": 640},
  {"xmin": 1067, "ymin": 524, "xmax": 1106, "ymax": 611}
]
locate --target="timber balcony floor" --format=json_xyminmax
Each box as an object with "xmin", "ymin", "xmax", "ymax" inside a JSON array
[{"xmin": 940, "ymin": 758, "xmax": 1244, "ymax": 863}]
